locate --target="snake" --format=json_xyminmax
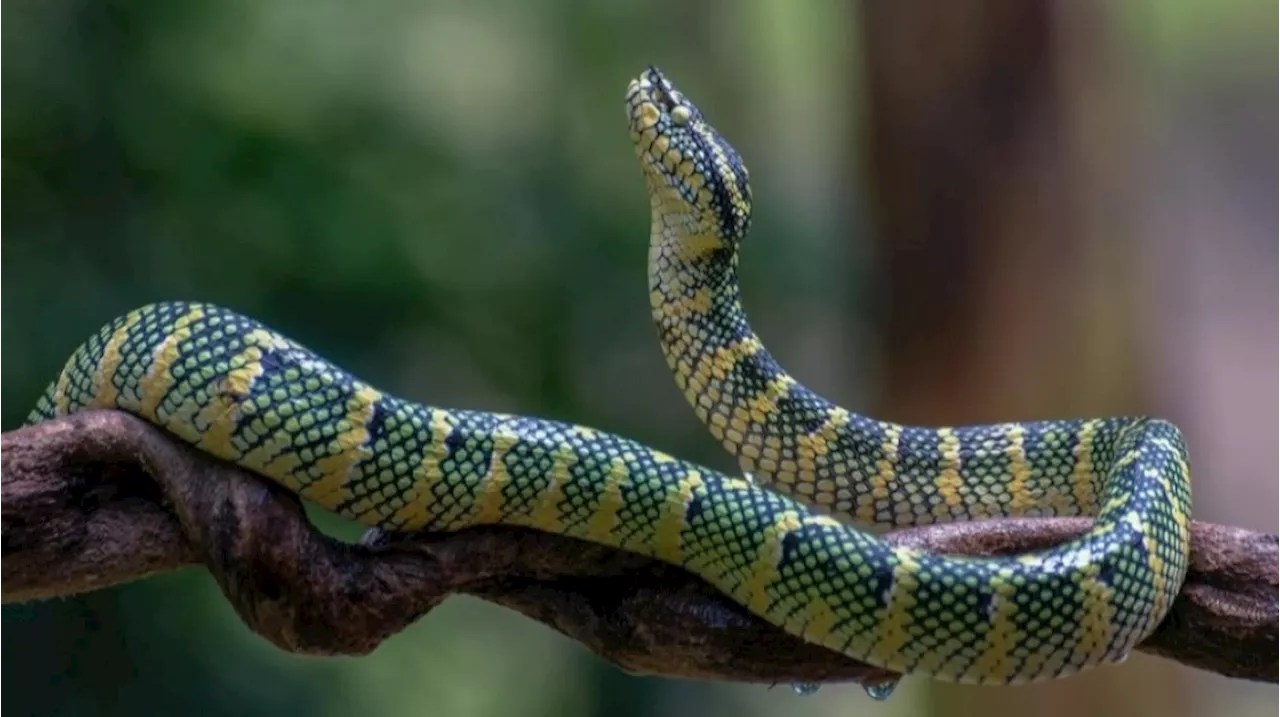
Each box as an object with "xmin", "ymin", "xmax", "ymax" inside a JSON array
[
  {"xmin": 23, "ymin": 66, "xmax": 1191, "ymax": 690},
  {"xmin": 632, "ymin": 65, "xmax": 1192, "ymax": 685}
]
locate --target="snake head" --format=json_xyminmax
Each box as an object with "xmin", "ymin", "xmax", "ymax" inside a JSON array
[{"xmin": 626, "ymin": 66, "xmax": 752, "ymax": 248}]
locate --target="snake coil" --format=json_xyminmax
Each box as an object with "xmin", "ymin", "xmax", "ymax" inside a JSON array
[{"xmin": 26, "ymin": 66, "xmax": 1191, "ymax": 688}]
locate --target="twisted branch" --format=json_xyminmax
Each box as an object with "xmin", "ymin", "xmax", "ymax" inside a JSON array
[{"xmin": 2, "ymin": 411, "xmax": 1275, "ymax": 685}]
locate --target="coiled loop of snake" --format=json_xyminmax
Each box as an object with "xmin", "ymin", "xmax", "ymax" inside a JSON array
[
  {"xmin": 23, "ymin": 66, "xmax": 1190, "ymax": 688},
  {"xmin": 632, "ymin": 66, "xmax": 1191, "ymax": 684}
]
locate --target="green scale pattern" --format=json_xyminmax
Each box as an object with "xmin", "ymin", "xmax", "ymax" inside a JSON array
[
  {"xmin": 631, "ymin": 65, "xmax": 1192, "ymax": 681},
  {"xmin": 20, "ymin": 66, "xmax": 1194, "ymax": 688}
]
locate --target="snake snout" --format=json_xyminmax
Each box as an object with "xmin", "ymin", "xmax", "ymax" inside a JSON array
[{"xmin": 627, "ymin": 67, "xmax": 753, "ymax": 244}]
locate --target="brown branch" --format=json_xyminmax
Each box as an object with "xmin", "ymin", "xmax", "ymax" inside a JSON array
[{"xmin": 2, "ymin": 411, "xmax": 1275, "ymax": 686}]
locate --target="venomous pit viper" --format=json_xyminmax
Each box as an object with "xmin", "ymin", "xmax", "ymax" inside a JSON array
[{"xmin": 25, "ymin": 66, "xmax": 1192, "ymax": 692}]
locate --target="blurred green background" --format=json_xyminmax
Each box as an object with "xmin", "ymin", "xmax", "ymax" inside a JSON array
[{"xmin": 3, "ymin": 1, "xmax": 1275, "ymax": 716}]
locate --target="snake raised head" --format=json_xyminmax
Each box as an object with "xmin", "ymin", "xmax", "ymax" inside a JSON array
[{"xmin": 630, "ymin": 65, "xmax": 1192, "ymax": 683}]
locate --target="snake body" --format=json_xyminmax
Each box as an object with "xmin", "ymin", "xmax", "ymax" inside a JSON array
[
  {"xmin": 25, "ymin": 67, "xmax": 1191, "ymax": 688},
  {"xmin": 632, "ymin": 67, "xmax": 1191, "ymax": 683}
]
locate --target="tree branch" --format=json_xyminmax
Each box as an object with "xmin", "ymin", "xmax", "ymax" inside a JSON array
[{"xmin": 2, "ymin": 411, "xmax": 1275, "ymax": 685}]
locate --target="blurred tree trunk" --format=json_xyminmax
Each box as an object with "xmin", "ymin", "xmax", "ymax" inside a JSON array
[{"xmin": 855, "ymin": 1, "xmax": 1192, "ymax": 714}]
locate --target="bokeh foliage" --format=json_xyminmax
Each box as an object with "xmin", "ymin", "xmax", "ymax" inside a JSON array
[
  {"xmin": 3, "ymin": 1, "xmax": 1274, "ymax": 716},
  {"xmin": 3, "ymin": 2, "xmax": 864, "ymax": 715}
]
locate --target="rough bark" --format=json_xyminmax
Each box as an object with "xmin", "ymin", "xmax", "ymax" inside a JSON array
[{"xmin": 2, "ymin": 411, "xmax": 1276, "ymax": 686}]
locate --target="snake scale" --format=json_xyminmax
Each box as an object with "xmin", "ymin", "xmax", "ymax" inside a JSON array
[{"xmin": 25, "ymin": 66, "xmax": 1191, "ymax": 689}]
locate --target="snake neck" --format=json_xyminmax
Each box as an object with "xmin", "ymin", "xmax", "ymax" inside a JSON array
[
  {"xmin": 647, "ymin": 217, "xmax": 1129, "ymax": 528},
  {"xmin": 647, "ymin": 219, "xmax": 807, "ymax": 433}
]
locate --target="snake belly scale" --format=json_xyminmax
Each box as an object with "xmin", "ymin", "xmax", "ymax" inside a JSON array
[{"xmin": 24, "ymin": 67, "xmax": 1191, "ymax": 688}]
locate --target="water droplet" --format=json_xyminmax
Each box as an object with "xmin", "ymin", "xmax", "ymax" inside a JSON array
[
  {"xmin": 359, "ymin": 526, "xmax": 390, "ymax": 547},
  {"xmin": 863, "ymin": 680, "xmax": 898, "ymax": 701},
  {"xmin": 790, "ymin": 682, "xmax": 821, "ymax": 696}
]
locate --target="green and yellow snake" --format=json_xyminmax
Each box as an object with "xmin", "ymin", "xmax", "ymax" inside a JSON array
[{"xmin": 26, "ymin": 66, "xmax": 1191, "ymax": 689}]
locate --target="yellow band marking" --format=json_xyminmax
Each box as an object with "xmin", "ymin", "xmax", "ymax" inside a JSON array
[
  {"xmin": 909, "ymin": 635, "xmax": 958, "ymax": 677},
  {"xmin": 651, "ymin": 450, "xmax": 678, "ymax": 464},
  {"xmin": 1112, "ymin": 448, "xmax": 1142, "ymax": 472},
  {"xmin": 934, "ymin": 428, "xmax": 964, "ymax": 507},
  {"xmin": 673, "ymin": 231, "xmax": 723, "ymax": 261},
  {"xmin": 1141, "ymin": 527, "xmax": 1169, "ymax": 633},
  {"xmin": 586, "ymin": 457, "xmax": 630, "ymax": 544},
  {"xmin": 242, "ymin": 436, "xmax": 303, "ymax": 491},
  {"xmin": 804, "ymin": 514, "xmax": 846, "ymax": 530},
  {"xmin": 746, "ymin": 374, "xmax": 796, "ymax": 427},
  {"xmin": 804, "ymin": 406, "xmax": 851, "ymax": 456},
  {"xmin": 686, "ymin": 336, "xmax": 763, "ymax": 400},
  {"xmin": 799, "ymin": 596, "xmax": 839, "ymax": 645},
  {"xmin": 88, "ymin": 311, "xmax": 142, "ymax": 410},
  {"xmin": 391, "ymin": 411, "xmax": 458, "ymax": 530},
  {"xmin": 53, "ymin": 357, "xmax": 75, "ymax": 416},
  {"xmin": 969, "ymin": 568, "xmax": 1021, "ymax": 683},
  {"xmin": 1018, "ymin": 625, "xmax": 1066, "ymax": 682},
  {"xmin": 1151, "ymin": 436, "xmax": 1192, "ymax": 534},
  {"xmin": 1070, "ymin": 561, "xmax": 1116, "ymax": 669},
  {"xmin": 236, "ymin": 406, "xmax": 304, "ymax": 482},
  {"xmin": 866, "ymin": 547, "xmax": 921, "ymax": 662},
  {"xmin": 528, "ymin": 445, "xmax": 579, "ymax": 534},
  {"xmin": 568, "ymin": 425, "xmax": 601, "ymax": 442},
  {"xmin": 244, "ymin": 328, "xmax": 295, "ymax": 352},
  {"xmin": 138, "ymin": 306, "xmax": 205, "ymax": 421},
  {"xmin": 161, "ymin": 396, "xmax": 205, "ymax": 445},
  {"xmin": 742, "ymin": 511, "xmax": 802, "ymax": 615},
  {"xmin": 194, "ymin": 345, "xmax": 266, "ymax": 462},
  {"xmin": 306, "ymin": 385, "xmax": 382, "ymax": 507},
  {"xmin": 1004, "ymin": 424, "xmax": 1036, "ymax": 513},
  {"xmin": 655, "ymin": 286, "xmax": 714, "ymax": 322},
  {"xmin": 705, "ymin": 134, "xmax": 750, "ymax": 217},
  {"xmin": 1071, "ymin": 420, "xmax": 1101, "ymax": 511},
  {"xmin": 858, "ymin": 424, "xmax": 901, "ymax": 524},
  {"xmin": 473, "ymin": 428, "xmax": 519, "ymax": 525},
  {"xmin": 650, "ymin": 469, "xmax": 704, "ymax": 563}
]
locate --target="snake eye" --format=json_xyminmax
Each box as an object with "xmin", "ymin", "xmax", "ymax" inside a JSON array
[{"xmin": 671, "ymin": 105, "xmax": 692, "ymax": 126}]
